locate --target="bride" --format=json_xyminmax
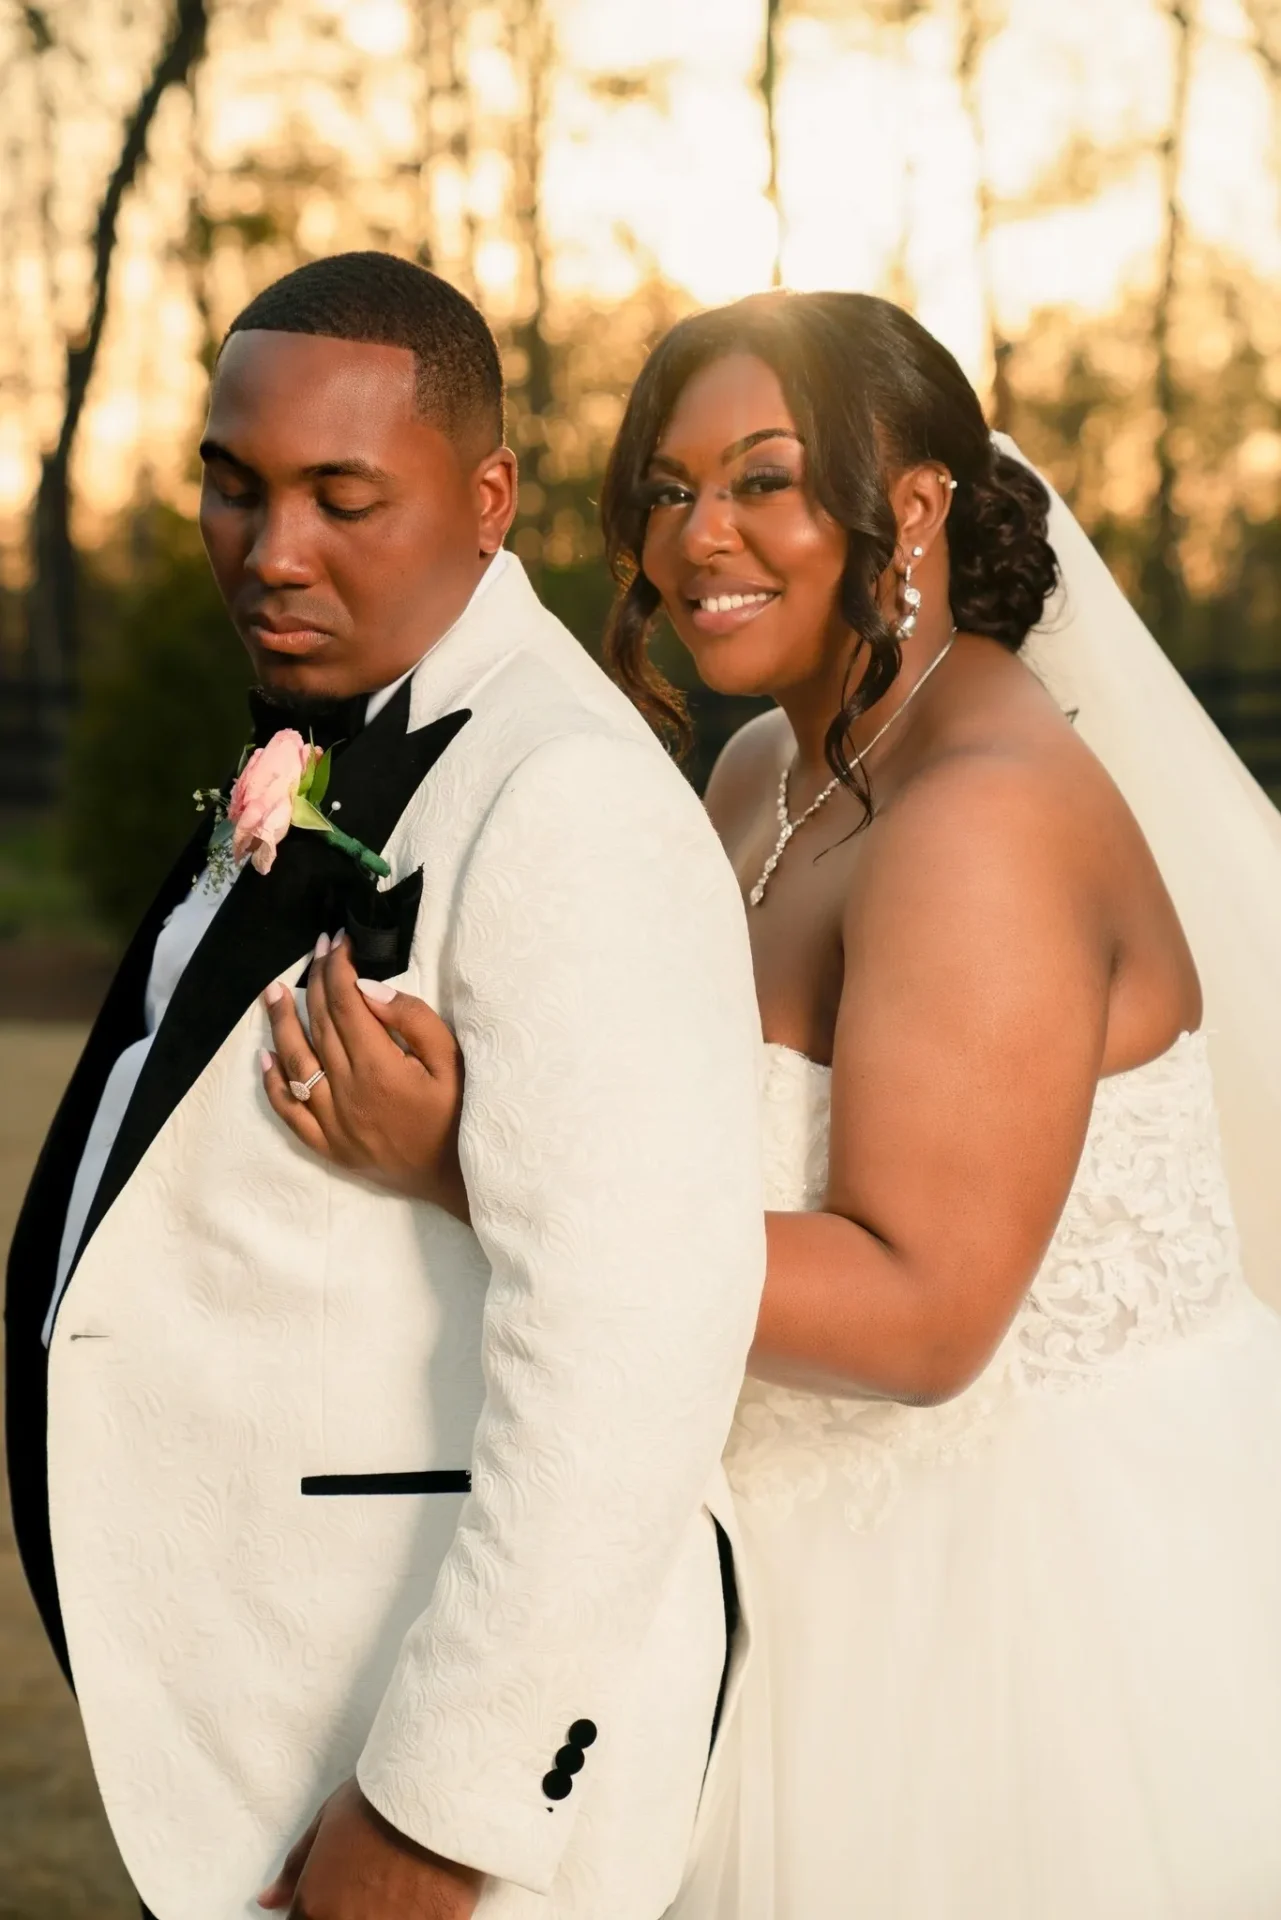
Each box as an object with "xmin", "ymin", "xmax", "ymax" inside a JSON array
[{"xmin": 262, "ymin": 291, "xmax": 1281, "ymax": 1916}]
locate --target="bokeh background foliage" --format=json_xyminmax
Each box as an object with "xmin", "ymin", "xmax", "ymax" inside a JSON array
[
  {"xmin": 63, "ymin": 514, "xmax": 249, "ymax": 934},
  {"xmin": 2, "ymin": 0, "xmax": 1281, "ymax": 949}
]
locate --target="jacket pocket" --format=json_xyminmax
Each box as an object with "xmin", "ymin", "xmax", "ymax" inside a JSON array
[
  {"xmin": 300, "ymin": 1469, "xmax": 471, "ymax": 1496},
  {"xmin": 344, "ymin": 867, "xmax": 424, "ymax": 980}
]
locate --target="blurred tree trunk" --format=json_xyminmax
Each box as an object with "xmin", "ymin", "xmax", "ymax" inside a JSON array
[
  {"xmin": 25, "ymin": 0, "xmax": 209, "ymax": 719},
  {"xmin": 1241, "ymin": 0, "xmax": 1281, "ymax": 87},
  {"xmin": 956, "ymin": 0, "xmax": 1013, "ymax": 430},
  {"xmin": 415, "ymin": 0, "xmax": 477, "ymax": 291},
  {"xmin": 762, "ymin": 0, "xmax": 784, "ymax": 286},
  {"xmin": 21, "ymin": 7, "xmax": 61, "ymax": 352},
  {"xmin": 882, "ymin": 9, "xmax": 928, "ymax": 313},
  {"xmin": 503, "ymin": 0, "xmax": 556, "ymax": 585},
  {"xmin": 441, "ymin": 0, "xmax": 481, "ymax": 294},
  {"xmin": 508, "ymin": 0, "xmax": 554, "ymax": 424},
  {"xmin": 1145, "ymin": 0, "xmax": 1194, "ymax": 645},
  {"xmin": 1240, "ymin": 2, "xmax": 1281, "ymax": 211},
  {"xmin": 185, "ymin": 64, "xmax": 219, "ymax": 382}
]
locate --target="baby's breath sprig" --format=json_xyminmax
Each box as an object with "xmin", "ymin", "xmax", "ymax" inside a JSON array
[{"xmin": 192, "ymin": 785, "xmax": 237, "ymax": 891}]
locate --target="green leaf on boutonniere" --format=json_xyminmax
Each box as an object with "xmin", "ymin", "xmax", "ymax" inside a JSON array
[
  {"xmin": 306, "ymin": 747, "xmax": 333, "ymax": 809},
  {"xmin": 290, "ymin": 795, "xmax": 332, "ymax": 833}
]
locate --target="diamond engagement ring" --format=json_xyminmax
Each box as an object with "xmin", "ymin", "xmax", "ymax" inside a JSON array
[{"xmin": 289, "ymin": 1068, "xmax": 327, "ymax": 1102}]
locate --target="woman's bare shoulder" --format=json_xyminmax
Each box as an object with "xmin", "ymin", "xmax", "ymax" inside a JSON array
[
  {"xmin": 891, "ymin": 654, "xmax": 1141, "ymax": 848},
  {"xmin": 870, "ymin": 738, "xmax": 1089, "ymax": 894},
  {"xmin": 703, "ymin": 706, "xmax": 792, "ymax": 834},
  {"xmin": 853, "ymin": 680, "xmax": 1162, "ymax": 970}
]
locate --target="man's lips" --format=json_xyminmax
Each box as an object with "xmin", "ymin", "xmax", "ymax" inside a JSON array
[{"xmin": 243, "ymin": 616, "xmax": 335, "ymax": 655}]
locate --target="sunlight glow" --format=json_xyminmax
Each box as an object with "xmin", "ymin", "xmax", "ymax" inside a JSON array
[
  {"xmin": 343, "ymin": 0, "xmax": 413, "ymax": 60},
  {"xmin": 5, "ymin": 0, "xmax": 1279, "ymax": 533}
]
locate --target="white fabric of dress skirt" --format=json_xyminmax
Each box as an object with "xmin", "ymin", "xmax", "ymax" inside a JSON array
[{"xmin": 674, "ymin": 1039, "xmax": 1281, "ymax": 1920}]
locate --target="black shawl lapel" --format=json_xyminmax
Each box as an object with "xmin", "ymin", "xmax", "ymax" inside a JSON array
[
  {"xmin": 4, "ymin": 812, "xmax": 214, "ymax": 1677},
  {"xmin": 6, "ymin": 816, "xmax": 215, "ymax": 1318},
  {"xmin": 5, "ymin": 812, "xmax": 214, "ymax": 1350},
  {"xmin": 70, "ymin": 692, "xmax": 470, "ymax": 1277}
]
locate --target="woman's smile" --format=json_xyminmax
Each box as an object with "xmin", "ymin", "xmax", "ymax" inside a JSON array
[{"xmin": 685, "ymin": 578, "xmax": 782, "ymax": 637}]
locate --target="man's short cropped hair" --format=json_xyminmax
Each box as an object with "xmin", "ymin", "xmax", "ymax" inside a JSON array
[{"xmin": 225, "ymin": 251, "xmax": 505, "ymax": 449}]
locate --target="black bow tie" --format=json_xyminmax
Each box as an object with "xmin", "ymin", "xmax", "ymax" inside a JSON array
[{"xmin": 247, "ymin": 687, "xmax": 371, "ymax": 754}]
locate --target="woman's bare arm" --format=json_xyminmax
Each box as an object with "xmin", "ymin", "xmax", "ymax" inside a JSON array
[{"xmin": 752, "ymin": 753, "xmax": 1114, "ymax": 1404}]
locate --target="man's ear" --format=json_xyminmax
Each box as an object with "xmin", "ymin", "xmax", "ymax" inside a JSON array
[{"xmin": 475, "ymin": 445, "xmax": 519, "ymax": 556}]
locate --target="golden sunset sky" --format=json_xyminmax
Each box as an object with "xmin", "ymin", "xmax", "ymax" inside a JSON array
[{"xmin": 1, "ymin": 0, "xmax": 1277, "ymax": 545}]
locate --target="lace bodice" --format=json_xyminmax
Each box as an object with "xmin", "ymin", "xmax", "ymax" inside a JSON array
[{"xmin": 727, "ymin": 1033, "xmax": 1254, "ymax": 1528}]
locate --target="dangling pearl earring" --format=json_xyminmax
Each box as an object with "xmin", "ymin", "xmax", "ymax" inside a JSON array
[{"xmin": 896, "ymin": 545, "xmax": 925, "ymax": 640}]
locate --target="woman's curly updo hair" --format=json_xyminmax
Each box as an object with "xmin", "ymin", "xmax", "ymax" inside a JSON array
[{"xmin": 599, "ymin": 290, "xmax": 1059, "ymax": 814}]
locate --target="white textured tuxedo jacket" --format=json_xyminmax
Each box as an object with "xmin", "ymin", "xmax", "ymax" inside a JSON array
[{"xmin": 17, "ymin": 559, "xmax": 766, "ymax": 1919}]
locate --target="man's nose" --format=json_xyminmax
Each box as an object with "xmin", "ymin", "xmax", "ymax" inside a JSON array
[
  {"xmin": 244, "ymin": 498, "xmax": 317, "ymax": 587},
  {"xmin": 679, "ymin": 486, "xmax": 742, "ymax": 562}
]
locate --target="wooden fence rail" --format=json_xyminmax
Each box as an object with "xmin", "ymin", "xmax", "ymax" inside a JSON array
[
  {"xmin": 1185, "ymin": 668, "xmax": 1281, "ymax": 791},
  {"xmin": 2, "ymin": 667, "xmax": 1280, "ymax": 808}
]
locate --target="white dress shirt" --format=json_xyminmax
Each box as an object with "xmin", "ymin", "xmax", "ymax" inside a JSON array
[{"xmin": 45, "ymin": 551, "xmax": 510, "ymax": 1342}]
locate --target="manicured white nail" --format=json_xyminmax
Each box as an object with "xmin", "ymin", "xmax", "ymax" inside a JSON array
[
  {"xmin": 332, "ymin": 927, "xmax": 346, "ymax": 947},
  {"xmin": 259, "ymin": 1050, "xmax": 274, "ymax": 1075},
  {"xmin": 356, "ymin": 977, "xmax": 396, "ymax": 1004},
  {"xmin": 314, "ymin": 932, "xmax": 331, "ymax": 959},
  {"xmin": 264, "ymin": 981, "xmax": 284, "ymax": 1007}
]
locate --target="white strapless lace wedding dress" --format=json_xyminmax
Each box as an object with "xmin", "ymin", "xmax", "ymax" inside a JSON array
[{"xmin": 679, "ymin": 1034, "xmax": 1281, "ymax": 1920}]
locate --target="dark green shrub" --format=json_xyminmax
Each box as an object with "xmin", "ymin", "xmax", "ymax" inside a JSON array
[{"xmin": 65, "ymin": 526, "xmax": 251, "ymax": 940}]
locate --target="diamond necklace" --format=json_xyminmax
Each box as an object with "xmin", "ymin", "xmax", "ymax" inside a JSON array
[{"xmin": 749, "ymin": 629, "xmax": 957, "ymax": 907}]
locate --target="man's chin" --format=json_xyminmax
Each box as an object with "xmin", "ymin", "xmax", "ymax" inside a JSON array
[{"xmin": 249, "ymin": 649, "xmax": 353, "ymax": 701}]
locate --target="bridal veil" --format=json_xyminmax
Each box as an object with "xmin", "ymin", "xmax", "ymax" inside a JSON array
[{"xmin": 1004, "ymin": 433, "xmax": 1281, "ymax": 1310}]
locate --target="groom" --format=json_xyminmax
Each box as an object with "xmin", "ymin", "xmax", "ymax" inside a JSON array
[{"xmin": 5, "ymin": 253, "xmax": 765, "ymax": 1920}]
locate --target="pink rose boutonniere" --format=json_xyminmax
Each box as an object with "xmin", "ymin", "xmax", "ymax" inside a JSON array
[
  {"xmin": 195, "ymin": 731, "xmax": 390, "ymax": 887},
  {"xmin": 228, "ymin": 730, "xmax": 314, "ymax": 875}
]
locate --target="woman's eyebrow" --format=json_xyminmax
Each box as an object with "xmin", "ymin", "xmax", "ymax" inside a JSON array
[
  {"xmin": 647, "ymin": 451, "xmax": 693, "ymax": 478},
  {"xmin": 648, "ymin": 428, "xmax": 801, "ymax": 479},
  {"xmin": 720, "ymin": 427, "xmax": 801, "ymax": 462}
]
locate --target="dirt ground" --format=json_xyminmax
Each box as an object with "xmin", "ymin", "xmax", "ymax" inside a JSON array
[{"xmin": 0, "ymin": 1023, "xmax": 137, "ymax": 1919}]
